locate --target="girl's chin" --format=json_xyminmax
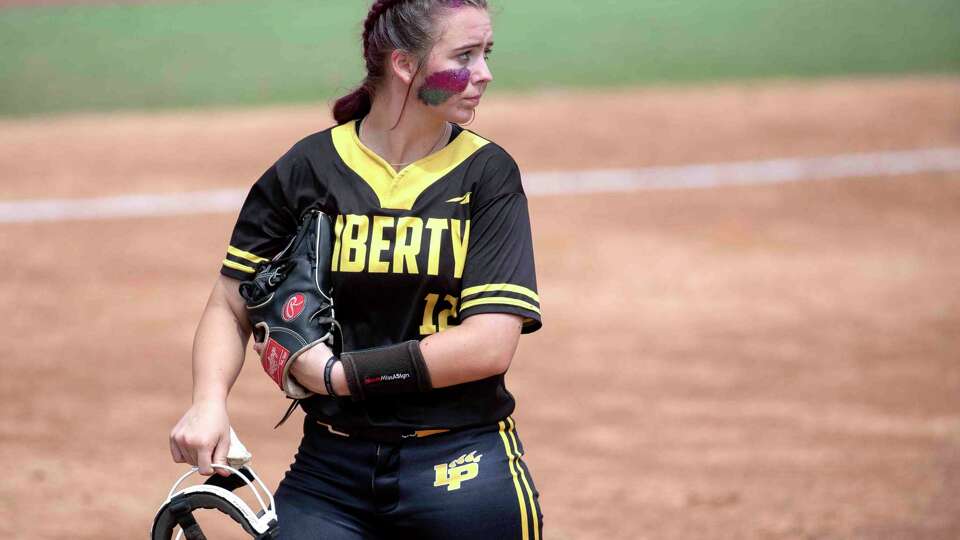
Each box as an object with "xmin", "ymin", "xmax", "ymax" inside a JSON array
[{"xmin": 449, "ymin": 106, "xmax": 475, "ymax": 124}]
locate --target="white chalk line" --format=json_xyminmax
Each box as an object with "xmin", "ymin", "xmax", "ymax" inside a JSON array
[{"xmin": 1, "ymin": 147, "xmax": 958, "ymax": 223}]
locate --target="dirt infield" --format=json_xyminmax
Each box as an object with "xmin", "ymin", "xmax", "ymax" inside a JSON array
[{"xmin": 1, "ymin": 77, "xmax": 959, "ymax": 539}]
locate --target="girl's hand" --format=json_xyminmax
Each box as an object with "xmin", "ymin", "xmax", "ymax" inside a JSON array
[{"xmin": 169, "ymin": 400, "xmax": 231, "ymax": 477}]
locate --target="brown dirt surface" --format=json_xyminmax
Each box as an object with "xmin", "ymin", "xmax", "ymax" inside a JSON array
[
  {"xmin": 1, "ymin": 77, "xmax": 959, "ymax": 539},
  {"xmin": 2, "ymin": 77, "xmax": 958, "ymax": 200}
]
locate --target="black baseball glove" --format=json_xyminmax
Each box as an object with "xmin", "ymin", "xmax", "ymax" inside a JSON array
[{"xmin": 238, "ymin": 209, "xmax": 339, "ymax": 401}]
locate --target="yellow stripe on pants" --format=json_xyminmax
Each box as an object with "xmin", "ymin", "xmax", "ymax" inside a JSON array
[
  {"xmin": 498, "ymin": 420, "xmax": 529, "ymax": 540},
  {"xmin": 507, "ymin": 417, "xmax": 540, "ymax": 540}
]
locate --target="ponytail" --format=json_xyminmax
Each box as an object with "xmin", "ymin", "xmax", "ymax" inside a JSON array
[
  {"xmin": 330, "ymin": 0, "xmax": 398, "ymax": 125},
  {"xmin": 332, "ymin": 84, "xmax": 373, "ymax": 125}
]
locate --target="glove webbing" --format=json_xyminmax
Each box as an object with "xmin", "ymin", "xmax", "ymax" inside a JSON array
[{"xmin": 273, "ymin": 316, "xmax": 341, "ymax": 429}]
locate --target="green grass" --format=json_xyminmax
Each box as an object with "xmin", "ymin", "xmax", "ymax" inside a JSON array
[{"xmin": 1, "ymin": 0, "xmax": 958, "ymax": 116}]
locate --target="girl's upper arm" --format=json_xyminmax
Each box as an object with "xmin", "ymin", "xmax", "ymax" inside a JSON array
[{"xmin": 210, "ymin": 275, "xmax": 253, "ymax": 335}]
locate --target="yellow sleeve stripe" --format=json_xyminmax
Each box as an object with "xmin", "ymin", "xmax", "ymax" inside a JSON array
[
  {"xmin": 222, "ymin": 259, "xmax": 256, "ymax": 274},
  {"xmin": 460, "ymin": 297, "xmax": 542, "ymax": 315},
  {"xmin": 227, "ymin": 246, "xmax": 268, "ymax": 264},
  {"xmin": 461, "ymin": 284, "xmax": 540, "ymax": 303}
]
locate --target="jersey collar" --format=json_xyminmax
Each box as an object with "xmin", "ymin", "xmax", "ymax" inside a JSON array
[{"xmin": 331, "ymin": 120, "xmax": 489, "ymax": 211}]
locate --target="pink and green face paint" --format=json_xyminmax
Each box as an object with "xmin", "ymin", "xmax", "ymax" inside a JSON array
[{"xmin": 417, "ymin": 68, "xmax": 471, "ymax": 106}]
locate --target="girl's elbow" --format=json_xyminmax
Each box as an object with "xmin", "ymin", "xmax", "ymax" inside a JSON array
[
  {"xmin": 486, "ymin": 349, "xmax": 514, "ymax": 377},
  {"xmin": 460, "ymin": 313, "xmax": 522, "ymax": 378}
]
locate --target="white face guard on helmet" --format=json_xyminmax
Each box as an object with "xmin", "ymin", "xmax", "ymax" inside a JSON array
[{"xmin": 152, "ymin": 430, "xmax": 279, "ymax": 540}]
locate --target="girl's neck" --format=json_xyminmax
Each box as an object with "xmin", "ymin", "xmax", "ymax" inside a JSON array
[{"xmin": 362, "ymin": 94, "xmax": 447, "ymax": 170}]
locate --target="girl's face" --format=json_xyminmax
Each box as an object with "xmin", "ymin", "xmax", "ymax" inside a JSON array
[{"xmin": 415, "ymin": 7, "xmax": 494, "ymax": 124}]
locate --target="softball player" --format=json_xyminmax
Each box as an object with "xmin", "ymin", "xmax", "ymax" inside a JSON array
[{"xmin": 170, "ymin": 1, "xmax": 543, "ymax": 538}]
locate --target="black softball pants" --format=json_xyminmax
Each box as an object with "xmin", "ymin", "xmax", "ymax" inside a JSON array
[{"xmin": 273, "ymin": 415, "xmax": 543, "ymax": 540}]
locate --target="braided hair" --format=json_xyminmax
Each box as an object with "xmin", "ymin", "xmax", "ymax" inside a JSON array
[{"xmin": 332, "ymin": 0, "xmax": 488, "ymax": 125}]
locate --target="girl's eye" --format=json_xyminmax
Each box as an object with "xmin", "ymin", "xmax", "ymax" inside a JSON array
[{"xmin": 457, "ymin": 49, "xmax": 492, "ymax": 62}]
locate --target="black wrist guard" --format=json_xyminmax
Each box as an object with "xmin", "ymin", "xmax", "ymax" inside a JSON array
[{"xmin": 340, "ymin": 341, "xmax": 433, "ymax": 401}]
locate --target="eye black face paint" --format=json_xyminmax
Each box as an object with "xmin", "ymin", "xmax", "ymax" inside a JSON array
[{"xmin": 417, "ymin": 68, "xmax": 470, "ymax": 106}]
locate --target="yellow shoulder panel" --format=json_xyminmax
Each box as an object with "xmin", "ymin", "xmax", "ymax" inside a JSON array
[{"xmin": 331, "ymin": 121, "xmax": 489, "ymax": 210}]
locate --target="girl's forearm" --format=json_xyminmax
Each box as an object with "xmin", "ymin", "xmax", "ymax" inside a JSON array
[
  {"xmin": 418, "ymin": 313, "xmax": 522, "ymax": 388},
  {"xmin": 289, "ymin": 314, "xmax": 524, "ymax": 396},
  {"xmin": 191, "ymin": 277, "xmax": 251, "ymax": 404}
]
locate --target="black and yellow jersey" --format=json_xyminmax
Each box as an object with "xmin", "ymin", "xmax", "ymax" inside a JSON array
[{"xmin": 219, "ymin": 119, "xmax": 541, "ymax": 430}]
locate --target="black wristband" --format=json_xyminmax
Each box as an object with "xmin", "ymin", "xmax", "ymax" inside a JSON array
[
  {"xmin": 339, "ymin": 341, "xmax": 433, "ymax": 401},
  {"xmin": 323, "ymin": 355, "xmax": 338, "ymax": 397}
]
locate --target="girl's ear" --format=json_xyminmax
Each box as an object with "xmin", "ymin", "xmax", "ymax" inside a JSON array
[{"xmin": 390, "ymin": 49, "xmax": 421, "ymax": 85}]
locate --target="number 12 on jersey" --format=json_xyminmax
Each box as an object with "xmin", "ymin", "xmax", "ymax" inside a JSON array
[{"xmin": 420, "ymin": 293, "xmax": 459, "ymax": 335}]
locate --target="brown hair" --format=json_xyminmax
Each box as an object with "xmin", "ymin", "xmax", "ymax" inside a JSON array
[{"xmin": 332, "ymin": 0, "xmax": 489, "ymax": 125}]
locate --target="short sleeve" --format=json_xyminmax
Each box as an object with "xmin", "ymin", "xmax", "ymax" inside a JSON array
[
  {"xmin": 458, "ymin": 149, "xmax": 542, "ymax": 333},
  {"xmin": 219, "ymin": 163, "xmax": 299, "ymax": 280}
]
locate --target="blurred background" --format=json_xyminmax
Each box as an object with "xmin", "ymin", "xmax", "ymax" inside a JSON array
[{"xmin": 1, "ymin": 1, "xmax": 958, "ymax": 538}]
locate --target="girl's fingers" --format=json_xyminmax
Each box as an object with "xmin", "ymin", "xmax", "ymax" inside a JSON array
[{"xmin": 170, "ymin": 436, "xmax": 185, "ymax": 463}]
